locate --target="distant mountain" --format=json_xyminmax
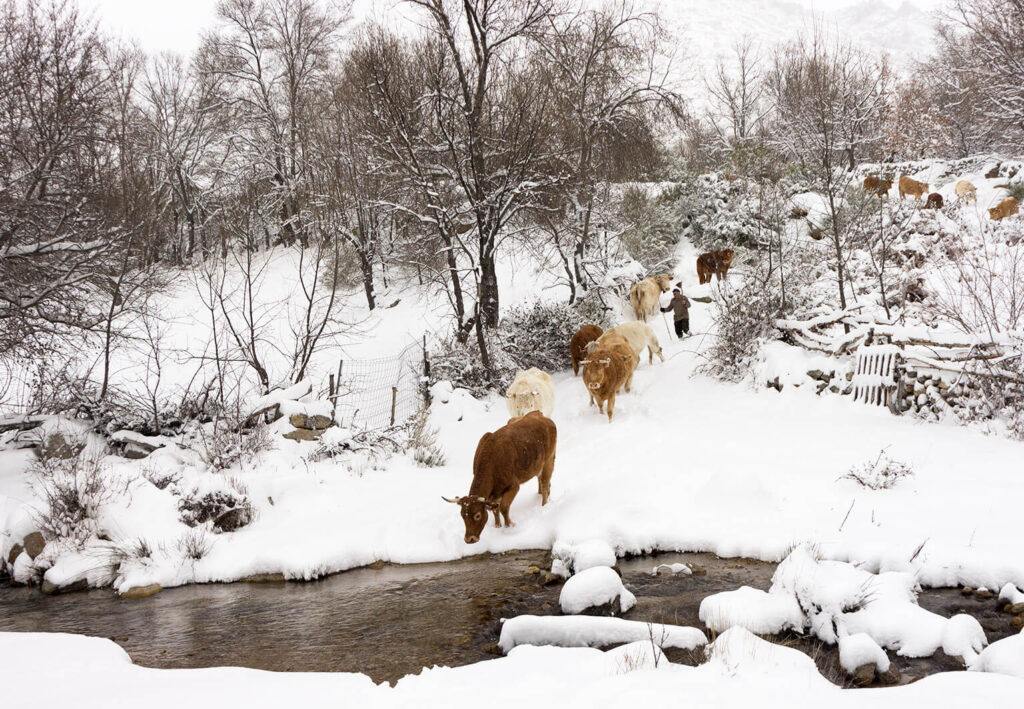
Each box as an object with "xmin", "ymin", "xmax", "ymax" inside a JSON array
[{"xmin": 650, "ymin": 0, "xmax": 940, "ymax": 70}]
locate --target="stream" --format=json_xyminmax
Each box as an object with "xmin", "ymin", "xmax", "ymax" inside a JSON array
[{"xmin": 0, "ymin": 551, "xmax": 1017, "ymax": 685}]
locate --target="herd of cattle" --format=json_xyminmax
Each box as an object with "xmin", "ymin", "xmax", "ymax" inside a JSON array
[
  {"xmin": 444, "ymin": 172, "xmax": 1020, "ymax": 544},
  {"xmin": 864, "ymin": 174, "xmax": 1019, "ymax": 221},
  {"xmin": 443, "ymin": 266, "xmax": 704, "ymax": 544}
]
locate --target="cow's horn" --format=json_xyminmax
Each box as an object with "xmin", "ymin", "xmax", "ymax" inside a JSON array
[
  {"xmin": 442, "ymin": 496, "xmax": 462, "ymax": 504},
  {"xmin": 579, "ymin": 359, "xmax": 591, "ymax": 365}
]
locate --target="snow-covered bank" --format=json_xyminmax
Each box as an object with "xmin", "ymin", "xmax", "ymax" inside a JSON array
[
  {"xmin": 3, "ymin": 628, "xmax": 1021, "ymax": 708},
  {"xmin": 4, "ymin": 276, "xmax": 1024, "ymax": 595}
]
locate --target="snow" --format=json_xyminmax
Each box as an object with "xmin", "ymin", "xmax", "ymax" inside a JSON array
[
  {"xmin": 838, "ymin": 633, "xmax": 890, "ymax": 674},
  {"xmin": 3, "ymin": 625, "xmax": 1024, "ymax": 708},
  {"xmin": 701, "ymin": 546, "xmax": 990, "ymax": 662},
  {"xmin": 497, "ymin": 615, "xmax": 708, "ymax": 653},
  {"xmin": 559, "ymin": 566, "xmax": 636, "ymax": 615},
  {"xmin": 971, "ymin": 630, "xmax": 1024, "ymax": 679}
]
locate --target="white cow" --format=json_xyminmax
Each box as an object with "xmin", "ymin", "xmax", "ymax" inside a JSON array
[
  {"xmin": 506, "ymin": 367, "xmax": 555, "ymax": 418},
  {"xmin": 587, "ymin": 321, "xmax": 664, "ymax": 365}
]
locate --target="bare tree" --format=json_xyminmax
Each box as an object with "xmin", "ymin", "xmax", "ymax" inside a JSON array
[
  {"xmin": 706, "ymin": 37, "xmax": 769, "ymax": 158},
  {"xmin": 766, "ymin": 27, "xmax": 891, "ymax": 311},
  {"xmin": 537, "ymin": 0, "xmax": 680, "ymax": 302},
  {"xmin": 201, "ymin": 0, "xmax": 348, "ymax": 249},
  {"xmin": 0, "ymin": 0, "xmax": 119, "ymax": 356},
  {"xmin": 936, "ymin": 0, "xmax": 1024, "ymax": 150}
]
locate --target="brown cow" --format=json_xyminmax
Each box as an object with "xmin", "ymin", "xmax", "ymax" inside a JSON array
[
  {"xmin": 443, "ymin": 410, "xmax": 556, "ymax": 544},
  {"xmin": 898, "ymin": 176, "xmax": 928, "ymax": 200},
  {"xmin": 570, "ymin": 324, "xmax": 603, "ymax": 376},
  {"xmin": 629, "ymin": 274, "xmax": 673, "ymax": 321},
  {"xmin": 696, "ymin": 249, "xmax": 734, "ymax": 284},
  {"xmin": 862, "ymin": 176, "xmax": 892, "ymax": 198},
  {"xmin": 925, "ymin": 192, "xmax": 944, "ymax": 210},
  {"xmin": 581, "ymin": 334, "xmax": 638, "ymax": 422},
  {"xmin": 989, "ymin": 197, "xmax": 1020, "ymax": 221}
]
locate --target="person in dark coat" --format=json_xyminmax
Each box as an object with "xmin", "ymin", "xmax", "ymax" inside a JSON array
[{"xmin": 661, "ymin": 288, "xmax": 691, "ymax": 338}]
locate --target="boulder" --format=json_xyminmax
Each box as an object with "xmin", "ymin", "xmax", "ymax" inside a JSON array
[
  {"xmin": 1006, "ymin": 602, "xmax": 1024, "ymax": 615},
  {"xmin": 213, "ymin": 507, "xmax": 252, "ymax": 533},
  {"xmin": 849, "ymin": 663, "xmax": 876, "ymax": 687},
  {"xmin": 878, "ymin": 664, "xmax": 901, "ymax": 685},
  {"xmin": 241, "ymin": 572, "xmax": 286, "ymax": 583},
  {"xmin": 288, "ymin": 414, "xmax": 334, "ymax": 431},
  {"xmin": 41, "ymin": 577, "xmax": 89, "ymax": 595},
  {"xmin": 37, "ymin": 432, "xmax": 83, "ymax": 460},
  {"xmin": 283, "ymin": 428, "xmax": 324, "ymax": 442},
  {"xmin": 7, "ymin": 543, "xmax": 23, "ymax": 566},
  {"xmin": 119, "ymin": 583, "xmax": 163, "ymax": 599},
  {"xmin": 22, "ymin": 531, "xmax": 45, "ymax": 559}
]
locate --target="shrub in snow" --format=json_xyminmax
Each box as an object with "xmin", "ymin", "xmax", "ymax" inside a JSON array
[
  {"xmin": 559, "ymin": 567, "xmax": 636, "ymax": 616},
  {"xmin": 500, "ymin": 299, "xmax": 613, "ymax": 376},
  {"xmin": 404, "ymin": 408, "xmax": 446, "ymax": 468},
  {"xmin": 177, "ymin": 487, "xmax": 253, "ymax": 533},
  {"xmin": 616, "ymin": 184, "xmax": 685, "ymax": 270},
  {"xmin": 312, "ymin": 426, "xmax": 405, "ymax": 473},
  {"xmin": 428, "ymin": 331, "xmax": 519, "ymax": 397},
  {"xmin": 185, "ymin": 417, "xmax": 273, "ymax": 473},
  {"xmin": 843, "ymin": 450, "xmax": 914, "ymax": 490},
  {"xmin": 177, "ymin": 528, "xmax": 212, "ymax": 561},
  {"xmin": 30, "ymin": 453, "xmax": 120, "ymax": 546},
  {"xmin": 605, "ymin": 640, "xmax": 666, "ymax": 673}
]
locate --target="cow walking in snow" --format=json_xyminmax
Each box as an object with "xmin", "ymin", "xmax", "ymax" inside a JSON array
[{"xmin": 443, "ymin": 411, "xmax": 557, "ymax": 544}]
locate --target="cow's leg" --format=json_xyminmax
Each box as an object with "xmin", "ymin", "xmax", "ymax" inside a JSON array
[
  {"xmin": 493, "ymin": 506, "xmax": 503, "ymax": 527},
  {"xmin": 625, "ymin": 367, "xmax": 634, "ymax": 393},
  {"xmin": 606, "ymin": 393, "xmax": 615, "ymax": 422},
  {"xmin": 596, "ymin": 396, "xmax": 604, "ymax": 414},
  {"xmin": 539, "ymin": 454, "xmax": 554, "ymax": 505},
  {"xmin": 500, "ymin": 486, "xmax": 518, "ymax": 527}
]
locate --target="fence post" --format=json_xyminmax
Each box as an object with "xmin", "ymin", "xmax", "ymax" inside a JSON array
[
  {"xmin": 422, "ymin": 333, "xmax": 431, "ymax": 406},
  {"xmin": 332, "ymin": 359, "xmax": 343, "ymax": 422},
  {"xmin": 390, "ymin": 386, "xmax": 398, "ymax": 427}
]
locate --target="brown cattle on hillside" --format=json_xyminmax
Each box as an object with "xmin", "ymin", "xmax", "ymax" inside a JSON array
[
  {"xmin": 696, "ymin": 249, "xmax": 734, "ymax": 284},
  {"xmin": 629, "ymin": 274, "xmax": 673, "ymax": 321},
  {"xmin": 570, "ymin": 324, "xmax": 603, "ymax": 376},
  {"xmin": 989, "ymin": 197, "xmax": 1019, "ymax": 221},
  {"xmin": 581, "ymin": 334, "xmax": 638, "ymax": 423},
  {"xmin": 863, "ymin": 175, "xmax": 891, "ymax": 197},
  {"xmin": 925, "ymin": 193, "xmax": 944, "ymax": 210},
  {"xmin": 443, "ymin": 411, "xmax": 557, "ymax": 544},
  {"xmin": 955, "ymin": 180, "xmax": 977, "ymax": 202},
  {"xmin": 898, "ymin": 176, "xmax": 928, "ymax": 200}
]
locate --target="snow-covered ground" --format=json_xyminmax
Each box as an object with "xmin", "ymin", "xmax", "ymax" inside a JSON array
[{"xmin": 3, "ymin": 627, "xmax": 1021, "ymax": 708}]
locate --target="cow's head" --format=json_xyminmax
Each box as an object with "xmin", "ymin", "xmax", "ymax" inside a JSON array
[
  {"xmin": 654, "ymin": 274, "xmax": 674, "ymax": 292},
  {"xmin": 443, "ymin": 495, "xmax": 498, "ymax": 544},
  {"xmin": 581, "ymin": 353, "xmax": 630, "ymax": 391}
]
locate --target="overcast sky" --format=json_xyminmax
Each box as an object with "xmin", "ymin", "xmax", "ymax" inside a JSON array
[{"xmin": 76, "ymin": 0, "xmax": 948, "ymax": 56}]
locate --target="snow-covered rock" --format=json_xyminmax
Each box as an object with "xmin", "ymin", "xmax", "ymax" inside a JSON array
[
  {"xmin": 498, "ymin": 615, "xmax": 707, "ymax": 654},
  {"xmin": 551, "ymin": 539, "xmax": 617, "ymax": 575},
  {"xmin": 651, "ymin": 562, "xmax": 692, "ymax": 576},
  {"xmin": 699, "ymin": 586, "xmax": 804, "ymax": 635},
  {"xmin": 838, "ymin": 632, "xmax": 890, "ymax": 675},
  {"xmin": 559, "ymin": 566, "xmax": 636, "ymax": 615},
  {"xmin": 970, "ymin": 630, "xmax": 1024, "ymax": 679}
]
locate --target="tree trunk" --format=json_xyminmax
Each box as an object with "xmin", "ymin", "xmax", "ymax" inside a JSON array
[
  {"xmin": 478, "ymin": 249, "xmax": 500, "ymax": 328},
  {"xmin": 359, "ymin": 248, "xmax": 376, "ymax": 310}
]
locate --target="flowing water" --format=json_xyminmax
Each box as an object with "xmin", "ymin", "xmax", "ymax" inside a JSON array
[{"xmin": 0, "ymin": 551, "xmax": 1016, "ymax": 685}]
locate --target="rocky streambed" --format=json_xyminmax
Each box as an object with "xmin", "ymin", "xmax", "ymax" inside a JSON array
[{"xmin": 1, "ymin": 551, "xmax": 1019, "ymax": 686}]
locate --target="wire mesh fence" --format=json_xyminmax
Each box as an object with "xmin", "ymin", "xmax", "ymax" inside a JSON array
[{"xmin": 328, "ymin": 339, "xmax": 428, "ymax": 430}]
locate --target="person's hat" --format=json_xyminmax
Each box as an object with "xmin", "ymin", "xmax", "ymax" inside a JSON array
[{"xmin": 672, "ymin": 288, "xmax": 681, "ymax": 293}]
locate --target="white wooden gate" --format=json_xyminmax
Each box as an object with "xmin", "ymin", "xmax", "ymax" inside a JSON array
[{"xmin": 852, "ymin": 345, "xmax": 900, "ymax": 407}]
